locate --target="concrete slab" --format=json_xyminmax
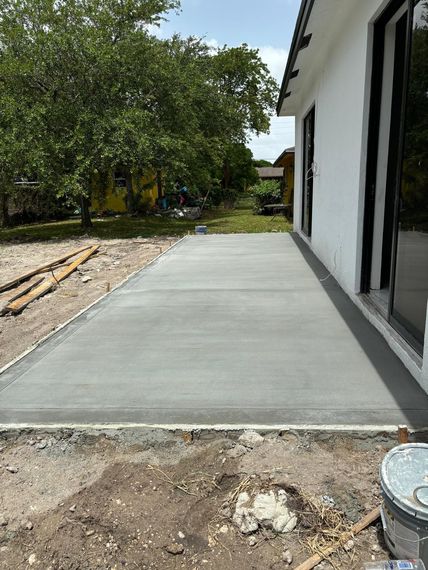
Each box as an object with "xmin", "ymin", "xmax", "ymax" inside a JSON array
[{"xmin": 1, "ymin": 233, "xmax": 428, "ymax": 428}]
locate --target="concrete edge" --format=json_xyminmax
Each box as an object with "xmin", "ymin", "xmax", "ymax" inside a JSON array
[
  {"xmin": 0, "ymin": 423, "xmax": 424, "ymax": 433},
  {"xmin": 0, "ymin": 235, "xmax": 188, "ymax": 377},
  {"xmin": 354, "ymin": 294, "xmax": 423, "ymax": 382}
]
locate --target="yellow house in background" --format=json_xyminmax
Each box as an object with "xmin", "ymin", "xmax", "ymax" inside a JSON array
[
  {"xmin": 274, "ymin": 147, "xmax": 295, "ymax": 208},
  {"xmin": 91, "ymin": 170, "xmax": 159, "ymax": 213}
]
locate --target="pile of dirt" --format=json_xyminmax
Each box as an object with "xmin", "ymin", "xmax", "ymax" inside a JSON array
[
  {"xmin": 0, "ymin": 237, "xmax": 176, "ymax": 369},
  {"xmin": 0, "ymin": 429, "xmax": 393, "ymax": 569}
]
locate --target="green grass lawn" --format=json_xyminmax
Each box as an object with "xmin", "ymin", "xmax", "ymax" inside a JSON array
[{"xmin": 0, "ymin": 201, "xmax": 292, "ymax": 242}]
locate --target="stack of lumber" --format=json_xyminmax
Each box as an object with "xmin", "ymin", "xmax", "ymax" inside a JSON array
[{"xmin": 0, "ymin": 244, "xmax": 99, "ymax": 315}]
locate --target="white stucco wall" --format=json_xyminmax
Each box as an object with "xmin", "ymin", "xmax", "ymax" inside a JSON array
[
  {"xmin": 291, "ymin": 0, "xmax": 428, "ymax": 388},
  {"xmin": 293, "ymin": 0, "xmax": 386, "ymax": 296}
]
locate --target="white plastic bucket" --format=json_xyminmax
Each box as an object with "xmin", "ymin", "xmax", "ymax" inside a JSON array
[{"xmin": 380, "ymin": 444, "xmax": 428, "ymax": 563}]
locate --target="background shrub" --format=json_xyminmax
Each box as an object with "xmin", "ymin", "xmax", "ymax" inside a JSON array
[{"xmin": 251, "ymin": 180, "xmax": 282, "ymax": 208}]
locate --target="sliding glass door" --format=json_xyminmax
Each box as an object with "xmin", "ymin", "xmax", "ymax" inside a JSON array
[
  {"xmin": 302, "ymin": 106, "xmax": 315, "ymax": 237},
  {"xmin": 363, "ymin": 0, "xmax": 428, "ymax": 353},
  {"xmin": 390, "ymin": 1, "xmax": 428, "ymax": 346}
]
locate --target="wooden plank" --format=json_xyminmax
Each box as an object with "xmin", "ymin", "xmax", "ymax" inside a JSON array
[
  {"xmin": 0, "ymin": 276, "xmax": 45, "ymax": 315},
  {"xmin": 0, "ymin": 245, "xmax": 92, "ymax": 293},
  {"xmin": 6, "ymin": 245, "xmax": 99, "ymax": 314},
  {"xmin": 48, "ymin": 244, "xmax": 99, "ymax": 282},
  {"xmin": 0, "ymin": 276, "xmax": 45, "ymax": 304},
  {"xmin": 295, "ymin": 506, "xmax": 381, "ymax": 570},
  {"xmin": 398, "ymin": 424, "xmax": 409, "ymax": 444}
]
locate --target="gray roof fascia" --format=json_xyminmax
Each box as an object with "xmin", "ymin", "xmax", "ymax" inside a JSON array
[{"xmin": 276, "ymin": 0, "xmax": 316, "ymax": 115}]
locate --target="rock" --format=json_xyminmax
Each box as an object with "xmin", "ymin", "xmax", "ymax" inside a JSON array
[
  {"xmin": 165, "ymin": 543, "xmax": 184, "ymax": 555},
  {"xmin": 232, "ymin": 492, "xmax": 259, "ymax": 534},
  {"xmin": 371, "ymin": 544, "xmax": 381, "ymax": 552},
  {"xmin": 314, "ymin": 563, "xmax": 333, "ymax": 570},
  {"xmin": 24, "ymin": 521, "xmax": 33, "ymax": 530},
  {"xmin": 36, "ymin": 440, "xmax": 47, "ymax": 450},
  {"xmin": 28, "ymin": 554, "xmax": 37, "ymax": 566},
  {"xmin": 177, "ymin": 531, "xmax": 185, "ymax": 539},
  {"xmin": 219, "ymin": 525, "xmax": 228, "ymax": 534},
  {"xmin": 0, "ymin": 546, "xmax": 8, "ymax": 553},
  {"xmin": 0, "ymin": 447, "xmax": 4, "ymax": 453},
  {"xmin": 238, "ymin": 430, "xmax": 264, "ymax": 448},
  {"xmin": 253, "ymin": 490, "xmax": 297, "ymax": 533},
  {"xmin": 320, "ymin": 495, "xmax": 335, "ymax": 508},
  {"xmin": 0, "ymin": 515, "xmax": 8, "ymax": 527},
  {"xmin": 86, "ymin": 530, "xmax": 95, "ymax": 537},
  {"xmin": 81, "ymin": 275, "xmax": 92, "ymax": 283},
  {"xmin": 5, "ymin": 465, "xmax": 18, "ymax": 473},
  {"xmin": 226, "ymin": 444, "xmax": 248, "ymax": 458},
  {"xmin": 343, "ymin": 539, "xmax": 354, "ymax": 551},
  {"xmin": 283, "ymin": 549, "xmax": 293, "ymax": 564},
  {"xmin": 69, "ymin": 504, "xmax": 76, "ymax": 512},
  {"xmin": 247, "ymin": 536, "xmax": 257, "ymax": 547},
  {"xmin": 233, "ymin": 490, "xmax": 297, "ymax": 534}
]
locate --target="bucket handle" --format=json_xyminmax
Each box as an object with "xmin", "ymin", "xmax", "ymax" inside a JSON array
[{"xmin": 413, "ymin": 485, "xmax": 428, "ymax": 508}]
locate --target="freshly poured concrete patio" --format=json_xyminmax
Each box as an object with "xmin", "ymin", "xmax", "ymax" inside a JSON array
[{"xmin": 1, "ymin": 233, "xmax": 428, "ymax": 427}]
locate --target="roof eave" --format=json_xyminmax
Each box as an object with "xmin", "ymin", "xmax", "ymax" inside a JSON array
[
  {"xmin": 273, "ymin": 146, "xmax": 295, "ymax": 167},
  {"xmin": 276, "ymin": 0, "xmax": 316, "ymax": 116}
]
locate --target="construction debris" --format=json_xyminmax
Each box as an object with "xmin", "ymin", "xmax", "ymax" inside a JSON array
[
  {"xmin": 167, "ymin": 207, "xmax": 201, "ymax": 220},
  {"xmin": 232, "ymin": 489, "xmax": 297, "ymax": 534},
  {"xmin": 3, "ymin": 245, "xmax": 99, "ymax": 315},
  {"xmin": 295, "ymin": 506, "xmax": 381, "ymax": 570},
  {"xmin": 0, "ymin": 245, "xmax": 92, "ymax": 293},
  {"xmin": 0, "ymin": 276, "xmax": 44, "ymax": 315},
  {"xmin": 238, "ymin": 430, "xmax": 264, "ymax": 448}
]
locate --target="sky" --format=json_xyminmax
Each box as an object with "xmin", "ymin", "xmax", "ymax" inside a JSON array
[{"xmin": 151, "ymin": 0, "xmax": 300, "ymax": 162}]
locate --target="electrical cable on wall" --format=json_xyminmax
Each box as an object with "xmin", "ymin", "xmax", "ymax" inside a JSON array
[{"xmin": 320, "ymin": 244, "xmax": 340, "ymax": 283}]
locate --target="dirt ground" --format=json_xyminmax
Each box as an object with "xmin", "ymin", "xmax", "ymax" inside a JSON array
[
  {"xmin": 0, "ymin": 237, "xmax": 177, "ymax": 369},
  {"xmin": 0, "ymin": 429, "xmax": 396, "ymax": 570}
]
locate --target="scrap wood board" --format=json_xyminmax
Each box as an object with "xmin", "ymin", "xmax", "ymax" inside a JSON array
[
  {"xmin": 295, "ymin": 505, "xmax": 381, "ymax": 570},
  {"xmin": 6, "ymin": 245, "xmax": 99, "ymax": 314},
  {"xmin": 0, "ymin": 245, "xmax": 92, "ymax": 294},
  {"xmin": 0, "ymin": 276, "xmax": 45, "ymax": 315}
]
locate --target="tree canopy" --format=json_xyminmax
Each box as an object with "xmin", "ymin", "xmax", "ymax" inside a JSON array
[{"xmin": 0, "ymin": 0, "xmax": 278, "ymax": 226}]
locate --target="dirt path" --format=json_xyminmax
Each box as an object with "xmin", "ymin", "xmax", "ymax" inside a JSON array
[
  {"xmin": 0, "ymin": 430, "xmax": 391, "ymax": 570},
  {"xmin": 0, "ymin": 237, "xmax": 177, "ymax": 369}
]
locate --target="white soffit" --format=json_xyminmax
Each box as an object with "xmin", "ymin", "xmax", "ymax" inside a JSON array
[{"xmin": 278, "ymin": 0, "xmax": 354, "ymax": 116}]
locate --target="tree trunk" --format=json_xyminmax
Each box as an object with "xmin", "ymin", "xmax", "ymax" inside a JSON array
[
  {"xmin": 80, "ymin": 195, "xmax": 93, "ymax": 229},
  {"xmin": 126, "ymin": 172, "xmax": 134, "ymax": 214},
  {"xmin": 156, "ymin": 170, "xmax": 163, "ymax": 200},
  {"xmin": 0, "ymin": 190, "xmax": 10, "ymax": 227},
  {"xmin": 222, "ymin": 160, "xmax": 231, "ymax": 190}
]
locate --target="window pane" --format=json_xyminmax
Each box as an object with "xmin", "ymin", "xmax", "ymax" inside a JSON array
[{"xmin": 392, "ymin": 1, "xmax": 428, "ymax": 347}]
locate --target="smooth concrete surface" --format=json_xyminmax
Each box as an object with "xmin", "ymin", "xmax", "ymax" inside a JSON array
[{"xmin": 1, "ymin": 233, "xmax": 428, "ymax": 427}]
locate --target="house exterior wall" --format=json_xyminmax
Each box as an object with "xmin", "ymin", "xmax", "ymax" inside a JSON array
[
  {"xmin": 275, "ymin": 153, "xmax": 295, "ymax": 207},
  {"xmin": 91, "ymin": 172, "xmax": 158, "ymax": 213},
  {"xmin": 291, "ymin": 0, "xmax": 428, "ymax": 389},
  {"xmin": 293, "ymin": 1, "xmax": 385, "ymax": 296}
]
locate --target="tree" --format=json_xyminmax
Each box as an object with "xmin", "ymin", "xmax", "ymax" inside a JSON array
[
  {"xmin": 0, "ymin": 0, "xmax": 179, "ymax": 227},
  {"xmin": 144, "ymin": 38, "xmax": 278, "ymax": 196},
  {"xmin": 221, "ymin": 143, "xmax": 259, "ymax": 191},
  {"xmin": 0, "ymin": 0, "xmax": 278, "ymax": 228},
  {"xmin": 253, "ymin": 159, "xmax": 273, "ymax": 167}
]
